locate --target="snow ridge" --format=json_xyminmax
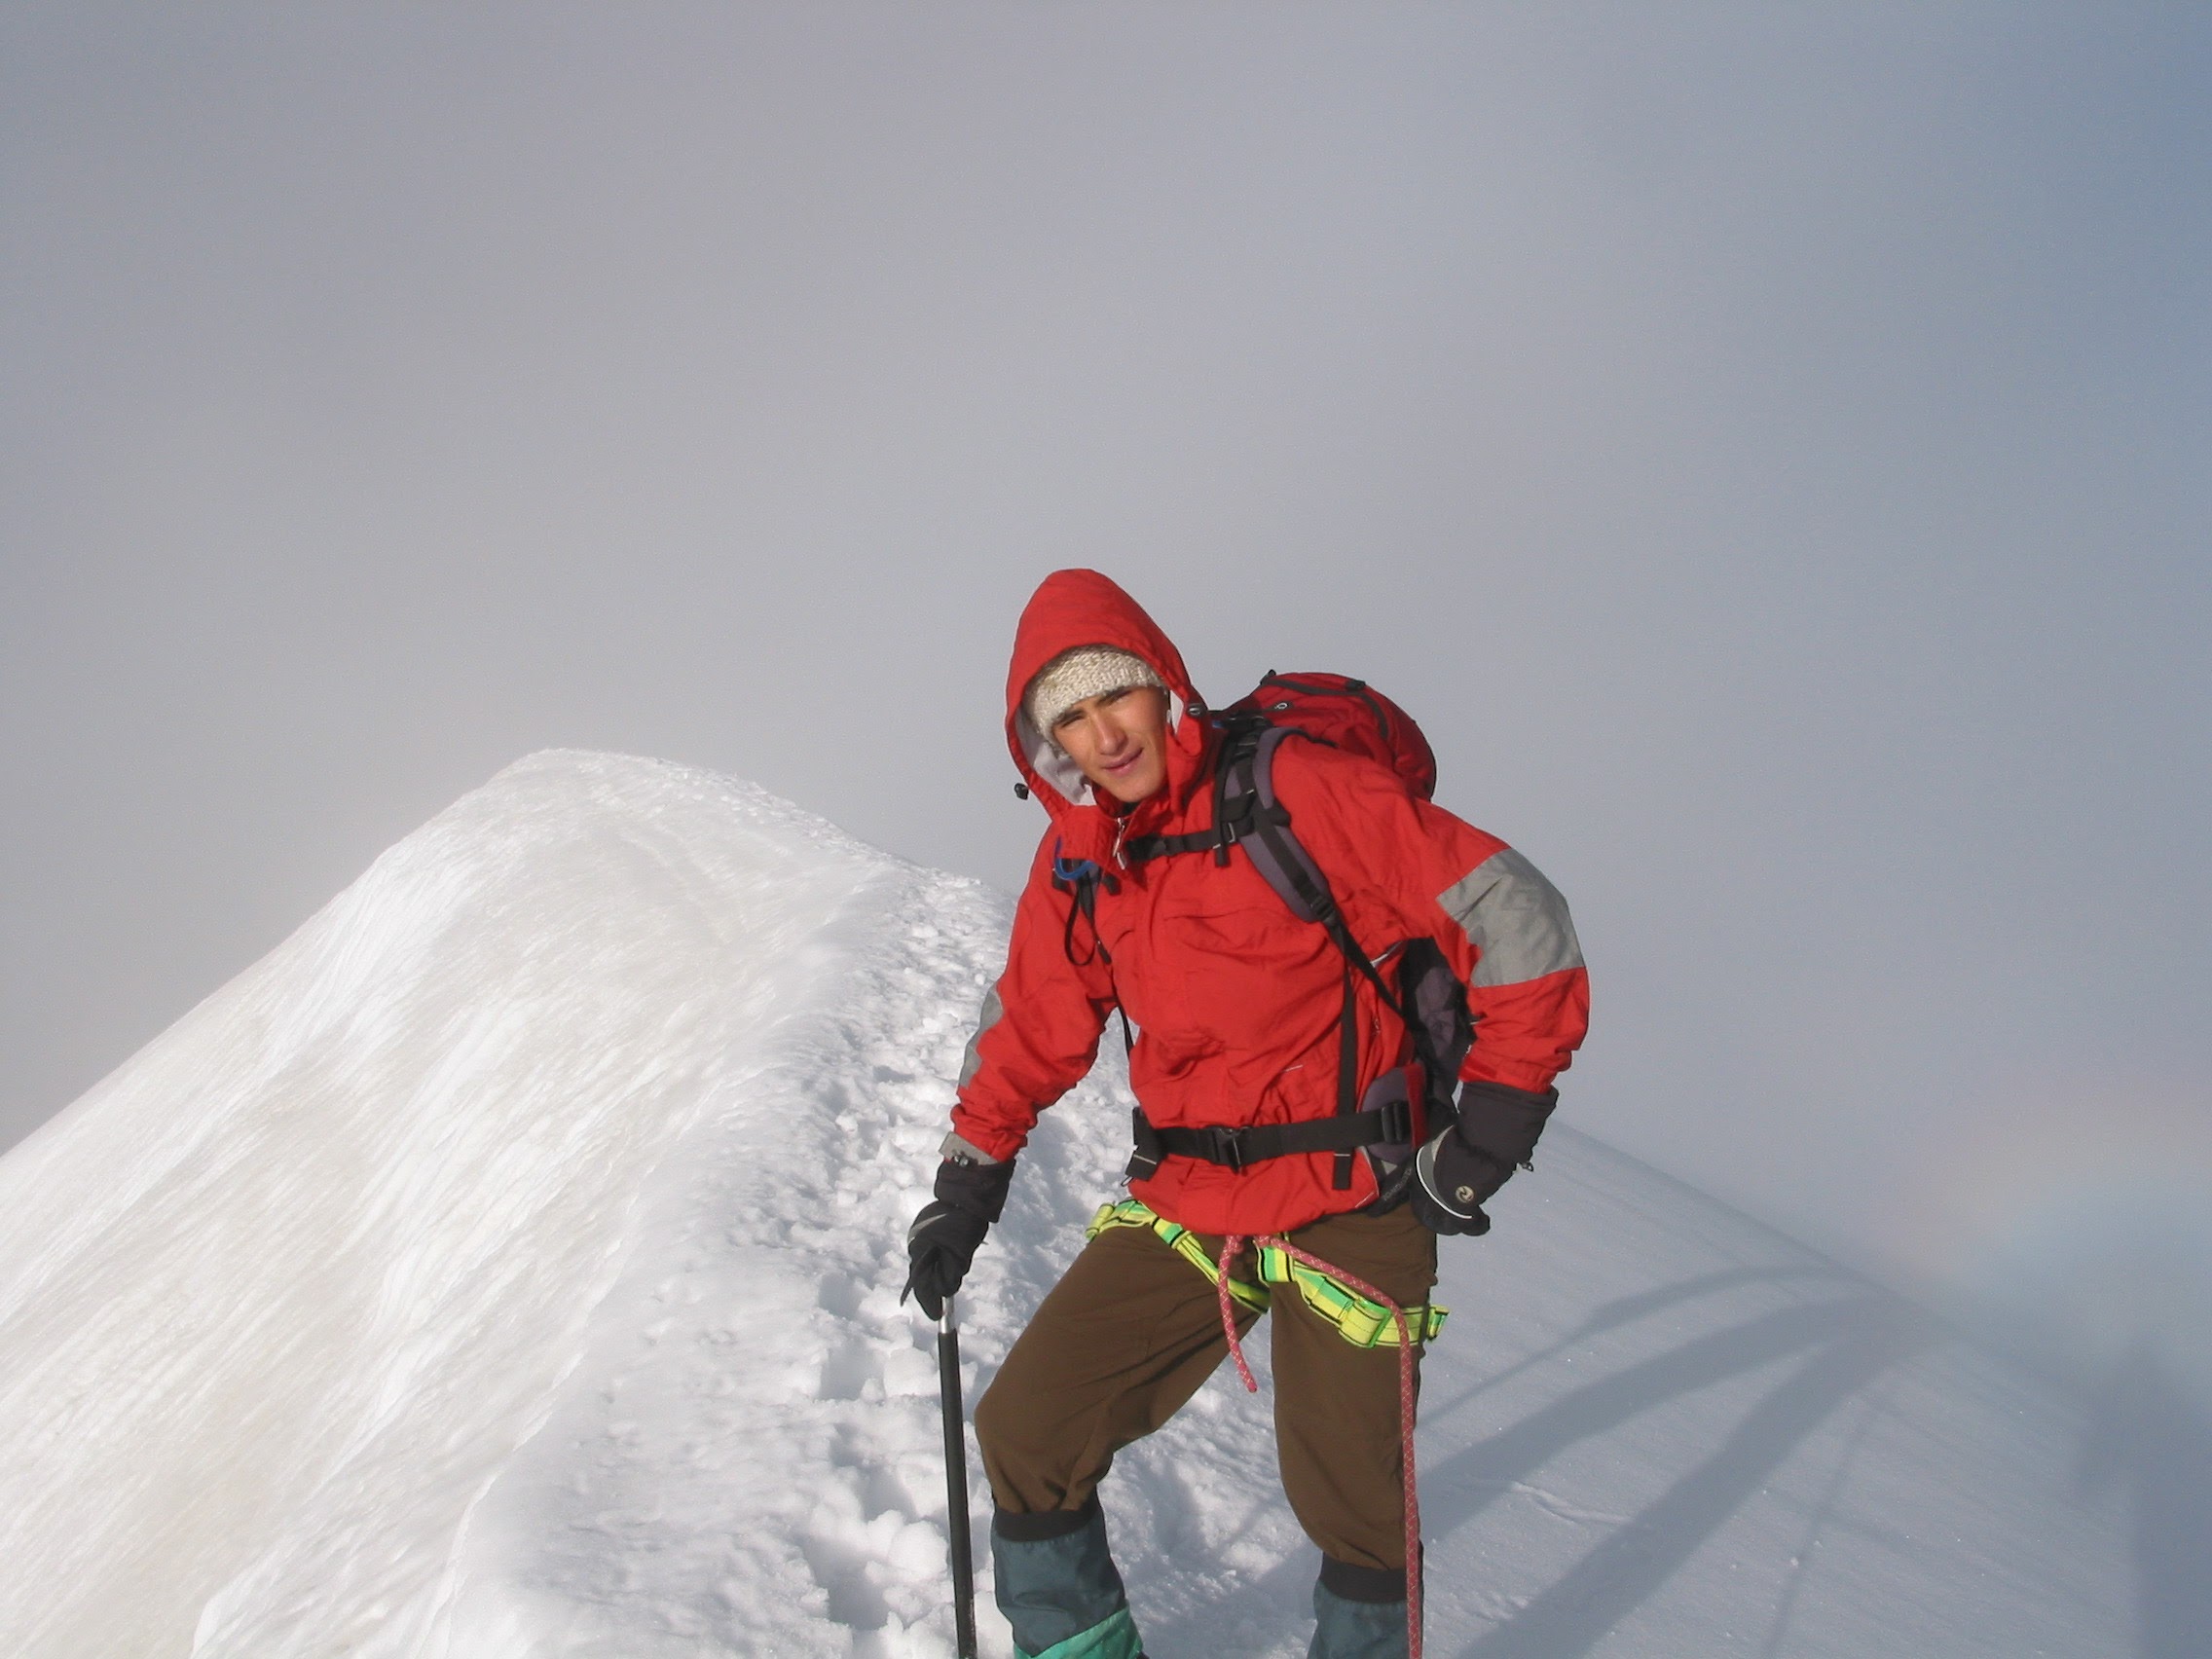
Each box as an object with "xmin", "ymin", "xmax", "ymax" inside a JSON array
[{"xmin": 0, "ymin": 754, "xmax": 892, "ymax": 1657}]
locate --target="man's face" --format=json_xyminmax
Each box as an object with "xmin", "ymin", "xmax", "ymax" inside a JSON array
[{"xmin": 1052, "ymin": 685, "xmax": 1171, "ymax": 804}]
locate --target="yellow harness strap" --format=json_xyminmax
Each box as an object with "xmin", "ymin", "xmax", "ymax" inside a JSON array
[{"xmin": 1084, "ymin": 1198, "xmax": 1448, "ymax": 1348}]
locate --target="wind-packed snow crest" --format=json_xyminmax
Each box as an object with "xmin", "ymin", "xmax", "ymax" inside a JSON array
[{"xmin": 0, "ymin": 752, "xmax": 2139, "ymax": 1657}]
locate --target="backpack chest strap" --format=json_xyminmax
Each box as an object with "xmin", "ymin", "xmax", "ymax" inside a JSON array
[{"xmin": 1123, "ymin": 791, "xmax": 1286, "ymax": 866}]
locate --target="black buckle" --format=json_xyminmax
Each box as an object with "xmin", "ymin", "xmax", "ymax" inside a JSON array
[
  {"xmin": 1375, "ymin": 1096, "xmax": 1413, "ymax": 1146},
  {"xmin": 1199, "ymin": 1124, "xmax": 1249, "ymax": 1171}
]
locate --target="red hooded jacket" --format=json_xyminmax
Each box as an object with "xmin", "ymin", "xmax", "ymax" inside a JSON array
[{"xmin": 951, "ymin": 570, "xmax": 1590, "ymax": 1235}]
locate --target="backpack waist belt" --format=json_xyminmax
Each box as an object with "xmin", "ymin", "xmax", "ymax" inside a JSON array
[
  {"xmin": 1084, "ymin": 1197, "xmax": 1447, "ymax": 1348},
  {"xmin": 1125, "ymin": 1099, "xmax": 1411, "ymax": 1180}
]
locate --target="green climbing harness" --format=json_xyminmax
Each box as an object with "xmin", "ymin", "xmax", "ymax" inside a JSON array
[{"xmin": 1084, "ymin": 1198, "xmax": 1448, "ymax": 1348}]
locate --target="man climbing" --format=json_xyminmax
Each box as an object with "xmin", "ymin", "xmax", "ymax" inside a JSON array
[{"xmin": 905, "ymin": 570, "xmax": 1589, "ymax": 1659}]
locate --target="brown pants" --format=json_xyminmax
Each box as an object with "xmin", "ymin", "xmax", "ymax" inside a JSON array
[{"xmin": 975, "ymin": 1205, "xmax": 1436, "ymax": 1572}]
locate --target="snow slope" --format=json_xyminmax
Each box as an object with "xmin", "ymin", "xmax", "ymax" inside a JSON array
[{"xmin": 0, "ymin": 753, "xmax": 2137, "ymax": 1657}]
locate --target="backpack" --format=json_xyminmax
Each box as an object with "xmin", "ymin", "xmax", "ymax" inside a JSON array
[{"xmin": 1113, "ymin": 672, "xmax": 1474, "ymax": 1207}]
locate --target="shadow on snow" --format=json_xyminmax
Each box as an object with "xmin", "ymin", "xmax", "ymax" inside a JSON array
[
  {"xmin": 2074, "ymin": 1341, "xmax": 2212, "ymax": 1659},
  {"xmin": 1432, "ymin": 1291, "xmax": 1932, "ymax": 1659},
  {"xmin": 1140, "ymin": 1263, "xmax": 1936, "ymax": 1658}
]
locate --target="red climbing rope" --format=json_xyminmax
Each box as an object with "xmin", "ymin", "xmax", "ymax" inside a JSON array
[{"xmin": 1217, "ymin": 1235, "xmax": 1422, "ymax": 1659}]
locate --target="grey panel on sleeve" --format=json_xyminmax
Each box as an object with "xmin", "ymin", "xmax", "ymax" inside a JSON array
[
  {"xmin": 956, "ymin": 985, "xmax": 1007, "ymax": 1088},
  {"xmin": 1438, "ymin": 847, "xmax": 1585, "ymax": 988}
]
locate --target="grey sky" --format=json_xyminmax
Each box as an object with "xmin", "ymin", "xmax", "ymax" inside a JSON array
[{"xmin": 5, "ymin": 4, "xmax": 2207, "ymax": 1361}]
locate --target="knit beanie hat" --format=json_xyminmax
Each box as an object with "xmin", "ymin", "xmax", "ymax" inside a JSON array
[{"xmin": 1024, "ymin": 645, "xmax": 1165, "ymax": 743}]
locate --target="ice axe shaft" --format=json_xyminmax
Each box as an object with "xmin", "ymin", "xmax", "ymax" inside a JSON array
[{"xmin": 938, "ymin": 1296, "xmax": 978, "ymax": 1658}]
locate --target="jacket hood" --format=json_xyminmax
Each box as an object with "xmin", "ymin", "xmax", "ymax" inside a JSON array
[{"xmin": 1005, "ymin": 570, "xmax": 1211, "ymax": 830}]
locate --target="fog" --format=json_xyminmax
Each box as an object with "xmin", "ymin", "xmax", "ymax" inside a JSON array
[{"xmin": 5, "ymin": 3, "xmax": 2206, "ymax": 1414}]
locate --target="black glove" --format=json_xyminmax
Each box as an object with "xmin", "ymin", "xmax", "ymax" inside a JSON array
[
  {"xmin": 903, "ymin": 1143, "xmax": 1015, "ymax": 1319},
  {"xmin": 1410, "ymin": 1082, "xmax": 1558, "ymax": 1236}
]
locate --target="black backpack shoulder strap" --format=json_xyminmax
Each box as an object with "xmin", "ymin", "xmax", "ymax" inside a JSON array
[
  {"xmin": 1233, "ymin": 727, "xmax": 1402, "ymax": 1015},
  {"xmin": 1120, "ymin": 718, "xmax": 1403, "ymax": 1013},
  {"xmin": 1229, "ymin": 729, "xmax": 1415, "ymax": 1189}
]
